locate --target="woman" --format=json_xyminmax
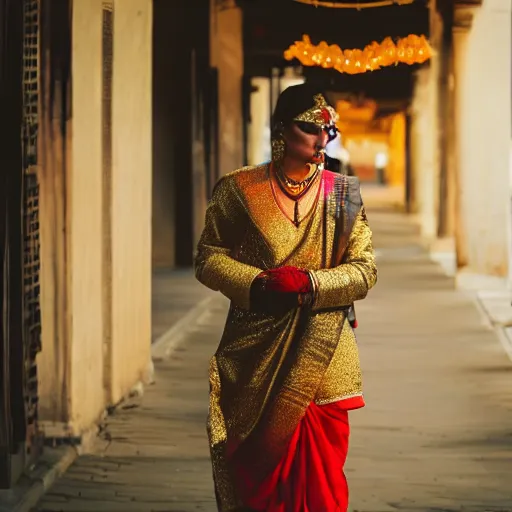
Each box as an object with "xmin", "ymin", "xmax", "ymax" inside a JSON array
[{"xmin": 195, "ymin": 83, "xmax": 377, "ymax": 512}]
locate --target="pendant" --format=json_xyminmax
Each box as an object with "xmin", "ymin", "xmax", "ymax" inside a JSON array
[{"xmin": 294, "ymin": 201, "xmax": 300, "ymax": 227}]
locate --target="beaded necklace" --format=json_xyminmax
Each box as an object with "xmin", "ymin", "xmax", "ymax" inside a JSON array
[
  {"xmin": 274, "ymin": 163, "xmax": 321, "ymax": 226},
  {"xmin": 275, "ymin": 163, "xmax": 320, "ymax": 198}
]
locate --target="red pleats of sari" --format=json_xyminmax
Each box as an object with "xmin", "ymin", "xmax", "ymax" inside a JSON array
[{"xmin": 233, "ymin": 401, "xmax": 350, "ymax": 512}]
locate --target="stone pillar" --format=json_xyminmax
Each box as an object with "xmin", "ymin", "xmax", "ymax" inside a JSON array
[
  {"xmin": 407, "ymin": 109, "xmax": 419, "ymax": 214},
  {"xmin": 248, "ymin": 77, "xmax": 271, "ymax": 166},
  {"xmin": 451, "ymin": 10, "xmax": 471, "ymax": 270},
  {"xmin": 436, "ymin": 1, "xmax": 457, "ymax": 241},
  {"xmin": 210, "ymin": 0, "xmax": 244, "ymax": 175},
  {"xmin": 453, "ymin": 0, "xmax": 512, "ymax": 289},
  {"xmin": 387, "ymin": 112, "xmax": 406, "ymax": 188},
  {"xmin": 410, "ymin": 66, "xmax": 438, "ymax": 241},
  {"xmin": 109, "ymin": 0, "xmax": 153, "ymax": 403},
  {"xmin": 37, "ymin": 0, "xmax": 72, "ymax": 430},
  {"xmin": 442, "ymin": 62, "xmax": 458, "ymax": 242},
  {"xmin": 37, "ymin": 0, "xmax": 154, "ymax": 437},
  {"xmin": 68, "ymin": 0, "xmax": 106, "ymax": 430},
  {"xmin": 410, "ymin": 2, "xmax": 450, "ymax": 261},
  {"xmin": 38, "ymin": 0, "xmax": 106, "ymax": 436},
  {"xmin": 427, "ymin": 4, "xmax": 459, "ymax": 276},
  {"xmin": 509, "ymin": 140, "xmax": 512, "ymax": 286}
]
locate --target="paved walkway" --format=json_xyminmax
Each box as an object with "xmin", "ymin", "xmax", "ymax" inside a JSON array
[
  {"xmin": 152, "ymin": 268, "xmax": 214, "ymax": 343},
  {"xmin": 33, "ymin": 204, "xmax": 512, "ymax": 511},
  {"xmin": 348, "ymin": 210, "xmax": 512, "ymax": 512}
]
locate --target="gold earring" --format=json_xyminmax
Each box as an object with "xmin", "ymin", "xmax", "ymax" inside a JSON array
[{"xmin": 272, "ymin": 136, "xmax": 285, "ymax": 163}]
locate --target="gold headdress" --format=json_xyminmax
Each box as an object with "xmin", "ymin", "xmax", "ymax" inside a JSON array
[{"xmin": 293, "ymin": 93, "xmax": 339, "ymax": 127}]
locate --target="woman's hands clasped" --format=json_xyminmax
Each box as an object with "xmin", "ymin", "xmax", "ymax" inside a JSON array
[{"xmin": 250, "ymin": 266, "xmax": 313, "ymax": 314}]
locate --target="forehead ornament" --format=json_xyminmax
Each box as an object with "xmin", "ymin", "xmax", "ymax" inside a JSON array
[{"xmin": 293, "ymin": 93, "xmax": 339, "ymax": 128}]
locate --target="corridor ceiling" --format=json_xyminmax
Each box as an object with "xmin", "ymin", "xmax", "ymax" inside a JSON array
[{"xmin": 241, "ymin": 0, "xmax": 430, "ymax": 101}]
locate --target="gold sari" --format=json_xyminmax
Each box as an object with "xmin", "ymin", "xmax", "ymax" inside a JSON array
[{"xmin": 194, "ymin": 163, "xmax": 377, "ymax": 511}]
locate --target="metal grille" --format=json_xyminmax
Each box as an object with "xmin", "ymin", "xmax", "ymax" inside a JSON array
[
  {"xmin": 22, "ymin": 0, "xmax": 38, "ymax": 167},
  {"xmin": 21, "ymin": 0, "xmax": 41, "ymax": 444}
]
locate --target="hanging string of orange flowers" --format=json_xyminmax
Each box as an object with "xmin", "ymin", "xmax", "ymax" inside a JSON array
[{"xmin": 283, "ymin": 34, "xmax": 432, "ymax": 74}]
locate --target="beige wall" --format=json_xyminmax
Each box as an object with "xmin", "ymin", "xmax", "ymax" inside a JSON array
[
  {"xmin": 38, "ymin": 0, "xmax": 153, "ymax": 436},
  {"xmin": 68, "ymin": 0, "xmax": 106, "ymax": 431},
  {"xmin": 37, "ymin": 7, "xmax": 75, "ymax": 427},
  {"xmin": 211, "ymin": 0, "xmax": 244, "ymax": 174},
  {"xmin": 110, "ymin": 0, "xmax": 153, "ymax": 403},
  {"xmin": 410, "ymin": 67, "xmax": 439, "ymax": 240},
  {"xmin": 453, "ymin": 0, "xmax": 512, "ymax": 287},
  {"xmin": 38, "ymin": 0, "xmax": 106, "ymax": 435}
]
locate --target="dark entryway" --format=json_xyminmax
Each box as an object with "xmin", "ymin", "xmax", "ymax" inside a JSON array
[
  {"xmin": 0, "ymin": 0, "xmax": 42, "ymax": 488},
  {"xmin": 0, "ymin": 0, "xmax": 27, "ymax": 488}
]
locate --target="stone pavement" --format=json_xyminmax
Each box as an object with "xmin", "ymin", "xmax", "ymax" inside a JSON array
[
  {"xmin": 152, "ymin": 268, "xmax": 215, "ymax": 343},
  {"xmin": 32, "ymin": 204, "xmax": 512, "ymax": 512}
]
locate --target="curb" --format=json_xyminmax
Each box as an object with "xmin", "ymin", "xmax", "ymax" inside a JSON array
[
  {"xmin": 0, "ymin": 446, "xmax": 77, "ymax": 512},
  {"xmin": 474, "ymin": 295, "xmax": 512, "ymax": 364},
  {"xmin": 495, "ymin": 325, "xmax": 512, "ymax": 363},
  {"xmin": 151, "ymin": 295, "xmax": 215, "ymax": 360},
  {"xmin": 473, "ymin": 293, "xmax": 495, "ymax": 331}
]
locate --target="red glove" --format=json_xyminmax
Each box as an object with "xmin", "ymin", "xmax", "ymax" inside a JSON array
[{"xmin": 260, "ymin": 266, "xmax": 312, "ymax": 294}]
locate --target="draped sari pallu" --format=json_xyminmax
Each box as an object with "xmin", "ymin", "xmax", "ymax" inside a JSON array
[{"xmin": 195, "ymin": 164, "xmax": 377, "ymax": 512}]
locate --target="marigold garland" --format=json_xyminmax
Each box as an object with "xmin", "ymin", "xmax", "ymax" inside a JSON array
[{"xmin": 284, "ymin": 34, "xmax": 432, "ymax": 74}]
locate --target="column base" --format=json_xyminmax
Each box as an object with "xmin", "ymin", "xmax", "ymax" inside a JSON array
[
  {"xmin": 429, "ymin": 237, "xmax": 457, "ymax": 277},
  {"xmin": 456, "ymin": 269, "xmax": 509, "ymax": 291}
]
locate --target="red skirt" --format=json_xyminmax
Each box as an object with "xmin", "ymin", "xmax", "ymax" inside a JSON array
[{"xmin": 233, "ymin": 401, "xmax": 350, "ymax": 512}]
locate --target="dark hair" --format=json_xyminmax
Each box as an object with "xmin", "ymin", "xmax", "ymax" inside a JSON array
[{"xmin": 271, "ymin": 83, "xmax": 330, "ymax": 135}]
